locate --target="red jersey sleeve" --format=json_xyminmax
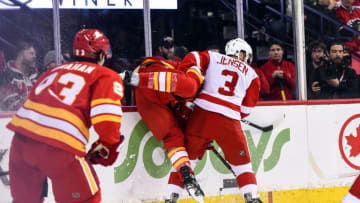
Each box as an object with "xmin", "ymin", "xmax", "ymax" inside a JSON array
[
  {"xmin": 90, "ymin": 71, "xmax": 124, "ymax": 146},
  {"xmin": 178, "ymin": 51, "xmax": 209, "ymax": 85},
  {"xmin": 137, "ymin": 71, "xmax": 200, "ymax": 98},
  {"xmin": 241, "ymin": 77, "xmax": 260, "ymax": 118},
  {"xmin": 136, "ymin": 52, "xmax": 211, "ymax": 98}
]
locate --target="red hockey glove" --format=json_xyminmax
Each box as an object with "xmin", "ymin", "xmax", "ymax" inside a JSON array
[
  {"xmin": 173, "ymin": 101, "xmax": 195, "ymax": 124},
  {"xmin": 87, "ymin": 135, "xmax": 125, "ymax": 166}
]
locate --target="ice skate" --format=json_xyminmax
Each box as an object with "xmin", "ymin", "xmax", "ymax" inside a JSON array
[
  {"xmin": 164, "ymin": 192, "xmax": 179, "ymax": 203},
  {"xmin": 179, "ymin": 166, "xmax": 204, "ymax": 203},
  {"xmin": 244, "ymin": 193, "xmax": 263, "ymax": 203}
]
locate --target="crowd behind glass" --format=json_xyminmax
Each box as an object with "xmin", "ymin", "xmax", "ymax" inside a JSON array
[{"xmin": 2, "ymin": 0, "xmax": 360, "ymax": 111}]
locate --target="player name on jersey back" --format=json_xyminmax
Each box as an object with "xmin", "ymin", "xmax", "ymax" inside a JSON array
[
  {"xmin": 51, "ymin": 62, "xmax": 96, "ymax": 74},
  {"xmin": 216, "ymin": 56, "xmax": 248, "ymax": 76}
]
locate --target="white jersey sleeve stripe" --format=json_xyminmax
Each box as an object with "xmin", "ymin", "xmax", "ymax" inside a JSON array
[
  {"xmin": 17, "ymin": 107, "xmax": 87, "ymax": 144},
  {"xmin": 91, "ymin": 104, "xmax": 123, "ymax": 117},
  {"xmin": 191, "ymin": 51, "xmax": 201, "ymax": 67},
  {"xmin": 170, "ymin": 150, "xmax": 189, "ymax": 164},
  {"xmin": 230, "ymin": 162, "xmax": 253, "ymax": 176},
  {"xmin": 241, "ymin": 105, "xmax": 253, "ymax": 114},
  {"xmin": 158, "ymin": 72, "xmax": 166, "ymax": 92}
]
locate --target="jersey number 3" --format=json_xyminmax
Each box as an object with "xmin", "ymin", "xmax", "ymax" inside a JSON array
[{"xmin": 218, "ymin": 70, "xmax": 238, "ymax": 96}]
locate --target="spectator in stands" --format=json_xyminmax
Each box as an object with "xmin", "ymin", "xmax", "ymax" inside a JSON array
[
  {"xmin": 309, "ymin": 0, "xmax": 338, "ymax": 15},
  {"xmin": 155, "ymin": 36, "xmax": 182, "ymax": 62},
  {"xmin": 0, "ymin": 42, "xmax": 38, "ymax": 111},
  {"xmin": 344, "ymin": 20, "xmax": 360, "ymax": 74},
  {"xmin": 345, "ymin": 21, "xmax": 360, "ymax": 52},
  {"xmin": 250, "ymin": 61, "xmax": 271, "ymax": 100},
  {"xmin": 43, "ymin": 50, "xmax": 64, "ymax": 71},
  {"xmin": 307, "ymin": 41, "xmax": 328, "ymax": 99},
  {"xmin": 261, "ymin": 41, "xmax": 296, "ymax": 100},
  {"xmin": 336, "ymin": 0, "xmax": 360, "ymax": 26},
  {"xmin": 322, "ymin": 0, "xmax": 339, "ymax": 10},
  {"xmin": 310, "ymin": 41, "xmax": 358, "ymax": 98},
  {"xmin": 305, "ymin": 0, "xmax": 339, "ymax": 38}
]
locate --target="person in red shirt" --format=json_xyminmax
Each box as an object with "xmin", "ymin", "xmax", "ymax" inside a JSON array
[
  {"xmin": 336, "ymin": 0, "xmax": 360, "ymax": 26},
  {"xmin": 261, "ymin": 41, "xmax": 296, "ymax": 100},
  {"xmin": 335, "ymin": 0, "xmax": 360, "ymax": 5},
  {"xmin": 131, "ymin": 38, "xmax": 263, "ymax": 203},
  {"xmin": 252, "ymin": 63, "xmax": 270, "ymax": 100},
  {"xmin": 7, "ymin": 29, "xmax": 125, "ymax": 203},
  {"xmin": 344, "ymin": 20, "xmax": 360, "ymax": 74}
]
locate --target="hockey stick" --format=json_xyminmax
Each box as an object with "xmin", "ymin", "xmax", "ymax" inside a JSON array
[
  {"xmin": 241, "ymin": 114, "xmax": 286, "ymax": 132},
  {"xmin": 211, "ymin": 147, "xmax": 236, "ymax": 177},
  {"xmin": 0, "ymin": 149, "xmax": 9, "ymax": 185}
]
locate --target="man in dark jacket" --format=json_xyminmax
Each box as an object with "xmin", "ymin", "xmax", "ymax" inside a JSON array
[{"xmin": 311, "ymin": 41, "xmax": 358, "ymax": 99}]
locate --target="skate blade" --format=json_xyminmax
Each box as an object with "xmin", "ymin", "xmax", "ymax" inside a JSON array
[{"xmin": 187, "ymin": 188, "xmax": 204, "ymax": 203}]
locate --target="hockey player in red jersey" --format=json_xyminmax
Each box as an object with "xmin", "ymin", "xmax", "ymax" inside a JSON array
[
  {"xmin": 7, "ymin": 29, "xmax": 125, "ymax": 203},
  {"xmin": 133, "ymin": 57, "xmax": 205, "ymax": 203},
  {"xmin": 131, "ymin": 38, "xmax": 263, "ymax": 203}
]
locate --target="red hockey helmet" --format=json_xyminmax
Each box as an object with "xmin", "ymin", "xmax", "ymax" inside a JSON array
[{"xmin": 73, "ymin": 29, "xmax": 112, "ymax": 60}]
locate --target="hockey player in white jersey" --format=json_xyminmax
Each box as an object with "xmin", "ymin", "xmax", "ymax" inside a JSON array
[{"xmin": 131, "ymin": 38, "xmax": 262, "ymax": 203}]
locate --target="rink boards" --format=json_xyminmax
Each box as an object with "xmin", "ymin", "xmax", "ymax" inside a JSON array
[{"xmin": 1, "ymin": 101, "xmax": 360, "ymax": 202}]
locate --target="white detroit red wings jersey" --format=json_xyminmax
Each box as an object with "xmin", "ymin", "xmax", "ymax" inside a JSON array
[
  {"xmin": 7, "ymin": 62, "xmax": 124, "ymax": 156},
  {"xmin": 180, "ymin": 51, "xmax": 260, "ymax": 120}
]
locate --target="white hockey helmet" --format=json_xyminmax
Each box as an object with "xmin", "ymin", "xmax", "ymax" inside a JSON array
[{"xmin": 225, "ymin": 38, "xmax": 253, "ymax": 63}]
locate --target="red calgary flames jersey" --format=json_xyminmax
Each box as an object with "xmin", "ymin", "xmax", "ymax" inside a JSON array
[{"xmin": 7, "ymin": 62, "xmax": 124, "ymax": 156}]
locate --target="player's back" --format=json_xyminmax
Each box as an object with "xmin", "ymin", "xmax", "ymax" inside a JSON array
[
  {"xmin": 194, "ymin": 51, "xmax": 258, "ymax": 120},
  {"xmin": 137, "ymin": 57, "xmax": 181, "ymax": 73},
  {"xmin": 135, "ymin": 57, "xmax": 183, "ymax": 104},
  {"xmin": 7, "ymin": 61, "xmax": 124, "ymax": 156}
]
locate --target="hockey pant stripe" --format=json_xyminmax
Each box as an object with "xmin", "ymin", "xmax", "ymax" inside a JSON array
[
  {"xmin": 230, "ymin": 163, "xmax": 258, "ymax": 197},
  {"xmin": 170, "ymin": 150, "xmax": 189, "ymax": 164},
  {"xmin": 75, "ymin": 156, "xmax": 98, "ymax": 195},
  {"xmin": 168, "ymin": 147, "xmax": 186, "ymax": 158},
  {"xmin": 173, "ymin": 157, "xmax": 190, "ymax": 170},
  {"xmin": 230, "ymin": 162, "xmax": 253, "ymax": 176}
]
